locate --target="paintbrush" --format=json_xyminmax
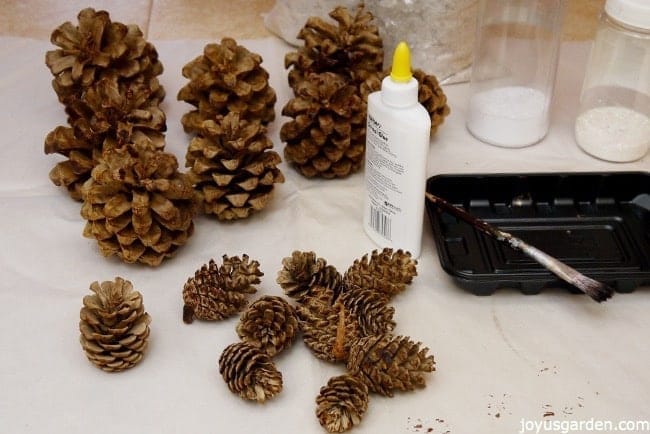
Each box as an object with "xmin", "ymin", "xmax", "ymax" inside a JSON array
[{"xmin": 425, "ymin": 192, "xmax": 614, "ymax": 302}]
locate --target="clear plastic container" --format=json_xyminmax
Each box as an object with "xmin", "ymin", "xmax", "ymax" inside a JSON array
[
  {"xmin": 575, "ymin": 0, "xmax": 650, "ymax": 162},
  {"xmin": 466, "ymin": 0, "xmax": 565, "ymax": 148}
]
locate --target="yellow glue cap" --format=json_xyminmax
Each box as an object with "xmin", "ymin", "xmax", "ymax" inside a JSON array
[{"xmin": 390, "ymin": 41, "xmax": 412, "ymax": 83}]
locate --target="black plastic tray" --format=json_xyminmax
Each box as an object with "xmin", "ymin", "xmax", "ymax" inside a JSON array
[{"xmin": 425, "ymin": 172, "xmax": 650, "ymax": 295}]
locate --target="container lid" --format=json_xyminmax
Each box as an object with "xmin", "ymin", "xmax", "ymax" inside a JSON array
[{"xmin": 606, "ymin": 0, "xmax": 650, "ymax": 29}]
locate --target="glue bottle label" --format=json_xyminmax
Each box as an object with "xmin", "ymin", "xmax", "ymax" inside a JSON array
[{"xmin": 365, "ymin": 114, "xmax": 406, "ymax": 241}]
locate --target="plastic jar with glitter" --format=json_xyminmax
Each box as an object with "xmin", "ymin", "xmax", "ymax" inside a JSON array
[
  {"xmin": 466, "ymin": 0, "xmax": 565, "ymax": 148},
  {"xmin": 575, "ymin": 0, "xmax": 650, "ymax": 162}
]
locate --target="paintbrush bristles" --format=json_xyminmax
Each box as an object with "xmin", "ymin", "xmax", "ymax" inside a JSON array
[{"xmin": 425, "ymin": 192, "xmax": 614, "ymax": 302}]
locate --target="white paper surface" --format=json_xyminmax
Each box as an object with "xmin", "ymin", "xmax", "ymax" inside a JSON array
[{"xmin": 0, "ymin": 36, "xmax": 648, "ymax": 434}]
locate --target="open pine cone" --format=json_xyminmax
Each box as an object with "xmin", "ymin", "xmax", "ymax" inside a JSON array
[
  {"xmin": 343, "ymin": 248, "xmax": 418, "ymax": 298},
  {"xmin": 360, "ymin": 69, "xmax": 450, "ymax": 135},
  {"xmin": 236, "ymin": 295, "xmax": 298, "ymax": 357},
  {"xmin": 297, "ymin": 286, "xmax": 360, "ymax": 363},
  {"xmin": 79, "ymin": 277, "xmax": 151, "ymax": 372},
  {"xmin": 346, "ymin": 334, "xmax": 435, "ymax": 397},
  {"xmin": 182, "ymin": 255, "xmax": 262, "ymax": 323},
  {"xmin": 316, "ymin": 374, "xmax": 369, "ymax": 433},
  {"xmin": 64, "ymin": 72, "xmax": 166, "ymax": 148},
  {"xmin": 218, "ymin": 342, "xmax": 283, "ymax": 403},
  {"xmin": 281, "ymin": 72, "xmax": 366, "ymax": 178},
  {"xmin": 45, "ymin": 126, "xmax": 100, "ymax": 200},
  {"xmin": 285, "ymin": 4, "xmax": 383, "ymax": 91},
  {"xmin": 276, "ymin": 251, "xmax": 342, "ymax": 302},
  {"xmin": 339, "ymin": 287, "xmax": 395, "ymax": 337},
  {"xmin": 178, "ymin": 38, "xmax": 276, "ymax": 133},
  {"xmin": 45, "ymin": 8, "xmax": 163, "ymax": 108},
  {"xmin": 185, "ymin": 112, "xmax": 284, "ymax": 220},
  {"xmin": 80, "ymin": 133, "xmax": 198, "ymax": 266}
]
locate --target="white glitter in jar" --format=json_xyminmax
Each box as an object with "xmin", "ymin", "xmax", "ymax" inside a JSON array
[
  {"xmin": 575, "ymin": 106, "xmax": 650, "ymax": 162},
  {"xmin": 466, "ymin": 86, "xmax": 549, "ymax": 147}
]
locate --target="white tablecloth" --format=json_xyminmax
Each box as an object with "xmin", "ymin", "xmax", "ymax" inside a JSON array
[{"xmin": 0, "ymin": 36, "xmax": 648, "ymax": 434}]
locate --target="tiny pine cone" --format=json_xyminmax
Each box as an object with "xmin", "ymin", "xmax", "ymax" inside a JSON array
[{"xmin": 236, "ymin": 295, "xmax": 299, "ymax": 357}]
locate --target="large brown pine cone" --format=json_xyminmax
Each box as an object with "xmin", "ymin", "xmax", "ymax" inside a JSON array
[
  {"xmin": 316, "ymin": 374, "xmax": 369, "ymax": 433},
  {"xmin": 343, "ymin": 248, "xmax": 418, "ymax": 298},
  {"xmin": 218, "ymin": 342, "xmax": 283, "ymax": 403},
  {"xmin": 360, "ymin": 69, "xmax": 450, "ymax": 135},
  {"xmin": 276, "ymin": 251, "xmax": 342, "ymax": 302},
  {"xmin": 79, "ymin": 277, "xmax": 151, "ymax": 372},
  {"xmin": 185, "ymin": 112, "xmax": 284, "ymax": 220},
  {"xmin": 236, "ymin": 295, "xmax": 299, "ymax": 357},
  {"xmin": 285, "ymin": 4, "xmax": 383, "ymax": 91},
  {"xmin": 281, "ymin": 72, "xmax": 366, "ymax": 178},
  {"xmin": 45, "ymin": 8, "xmax": 163, "ymax": 107},
  {"xmin": 182, "ymin": 255, "xmax": 262, "ymax": 323},
  {"xmin": 65, "ymin": 72, "xmax": 166, "ymax": 148},
  {"xmin": 413, "ymin": 69, "xmax": 450, "ymax": 135},
  {"xmin": 45, "ymin": 126, "xmax": 100, "ymax": 200},
  {"xmin": 346, "ymin": 334, "xmax": 435, "ymax": 397},
  {"xmin": 178, "ymin": 38, "xmax": 276, "ymax": 132},
  {"xmin": 80, "ymin": 134, "xmax": 198, "ymax": 266}
]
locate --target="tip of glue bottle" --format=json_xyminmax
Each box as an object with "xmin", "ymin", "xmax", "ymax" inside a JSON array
[{"xmin": 390, "ymin": 41, "xmax": 413, "ymax": 83}]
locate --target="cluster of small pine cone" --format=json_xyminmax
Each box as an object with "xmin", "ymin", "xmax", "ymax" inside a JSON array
[
  {"xmin": 44, "ymin": 9, "xmax": 285, "ymax": 266},
  {"xmin": 185, "ymin": 249, "xmax": 434, "ymax": 433},
  {"xmin": 281, "ymin": 4, "xmax": 450, "ymax": 178},
  {"xmin": 278, "ymin": 248, "xmax": 435, "ymax": 432}
]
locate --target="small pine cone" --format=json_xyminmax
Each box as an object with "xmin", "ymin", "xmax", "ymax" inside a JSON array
[
  {"xmin": 81, "ymin": 134, "xmax": 198, "ymax": 266},
  {"xmin": 276, "ymin": 251, "xmax": 342, "ymax": 302},
  {"xmin": 343, "ymin": 248, "xmax": 417, "ymax": 298},
  {"xmin": 281, "ymin": 72, "xmax": 366, "ymax": 179},
  {"xmin": 285, "ymin": 4, "xmax": 383, "ymax": 90},
  {"xmin": 178, "ymin": 38, "xmax": 276, "ymax": 132},
  {"xmin": 297, "ymin": 293, "xmax": 360, "ymax": 363},
  {"xmin": 44, "ymin": 126, "xmax": 99, "ymax": 200},
  {"xmin": 79, "ymin": 277, "xmax": 151, "ymax": 372},
  {"xmin": 185, "ymin": 112, "xmax": 284, "ymax": 220},
  {"xmin": 339, "ymin": 287, "xmax": 395, "ymax": 336},
  {"xmin": 45, "ymin": 8, "xmax": 163, "ymax": 107},
  {"xmin": 316, "ymin": 374, "xmax": 369, "ymax": 433},
  {"xmin": 346, "ymin": 334, "xmax": 435, "ymax": 397},
  {"xmin": 413, "ymin": 69, "xmax": 450, "ymax": 135},
  {"xmin": 236, "ymin": 295, "xmax": 299, "ymax": 357},
  {"xmin": 183, "ymin": 255, "xmax": 262, "ymax": 323},
  {"xmin": 218, "ymin": 342, "xmax": 283, "ymax": 403}
]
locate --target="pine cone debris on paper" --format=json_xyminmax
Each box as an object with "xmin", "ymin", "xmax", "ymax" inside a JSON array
[
  {"xmin": 182, "ymin": 254, "xmax": 262, "ymax": 323},
  {"xmin": 346, "ymin": 334, "xmax": 435, "ymax": 397},
  {"xmin": 316, "ymin": 374, "xmax": 369, "ymax": 433},
  {"xmin": 343, "ymin": 248, "xmax": 417, "ymax": 298},
  {"xmin": 79, "ymin": 277, "xmax": 151, "ymax": 372},
  {"xmin": 236, "ymin": 295, "xmax": 299, "ymax": 357},
  {"xmin": 218, "ymin": 342, "xmax": 283, "ymax": 403},
  {"xmin": 277, "ymin": 251, "xmax": 342, "ymax": 302}
]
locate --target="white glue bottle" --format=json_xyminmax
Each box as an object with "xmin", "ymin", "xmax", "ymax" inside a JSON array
[{"xmin": 363, "ymin": 42, "xmax": 431, "ymax": 258}]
